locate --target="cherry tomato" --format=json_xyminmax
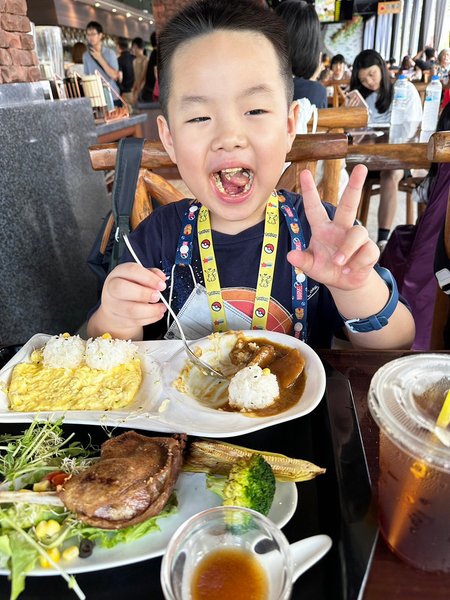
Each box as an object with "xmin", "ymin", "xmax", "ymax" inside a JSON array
[{"xmin": 44, "ymin": 471, "xmax": 69, "ymax": 487}]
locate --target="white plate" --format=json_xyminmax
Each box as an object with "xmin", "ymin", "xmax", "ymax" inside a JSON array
[
  {"xmin": 0, "ymin": 473, "xmax": 297, "ymax": 575},
  {"xmin": 0, "ymin": 331, "xmax": 326, "ymax": 437}
]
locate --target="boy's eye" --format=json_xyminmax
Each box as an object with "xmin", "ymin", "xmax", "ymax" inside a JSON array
[
  {"xmin": 186, "ymin": 116, "xmax": 210, "ymax": 123},
  {"xmin": 246, "ymin": 108, "xmax": 267, "ymax": 116}
]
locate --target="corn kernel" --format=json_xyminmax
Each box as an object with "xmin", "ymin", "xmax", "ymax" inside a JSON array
[
  {"xmin": 39, "ymin": 547, "xmax": 61, "ymax": 568},
  {"xmin": 18, "ymin": 489, "xmax": 29, "ymax": 493},
  {"xmin": 35, "ymin": 521, "xmax": 48, "ymax": 539},
  {"xmin": 35, "ymin": 519, "xmax": 61, "ymax": 540},
  {"xmin": 45, "ymin": 520, "xmax": 61, "ymax": 537},
  {"xmin": 62, "ymin": 545, "xmax": 80, "ymax": 561},
  {"xmin": 261, "ymin": 368, "xmax": 271, "ymax": 376},
  {"xmin": 101, "ymin": 332, "xmax": 112, "ymax": 339},
  {"xmin": 33, "ymin": 480, "xmax": 51, "ymax": 492}
]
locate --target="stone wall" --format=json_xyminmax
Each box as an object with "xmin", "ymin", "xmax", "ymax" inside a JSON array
[{"xmin": 0, "ymin": 0, "xmax": 39, "ymax": 83}]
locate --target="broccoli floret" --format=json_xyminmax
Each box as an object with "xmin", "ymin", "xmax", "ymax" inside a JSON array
[{"xmin": 206, "ymin": 454, "xmax": 276, "ymax": 516}]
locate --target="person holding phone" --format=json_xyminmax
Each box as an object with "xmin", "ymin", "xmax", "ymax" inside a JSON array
[
  {"xmin": 347, "ymin": 50, "xmax": 420, "ymax": 250},
  {"xmin": 83, "ymin": 21, "xmax": 120, "ymax": 102}
]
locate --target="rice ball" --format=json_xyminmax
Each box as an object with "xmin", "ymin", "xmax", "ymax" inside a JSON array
[
  {"xmin": 42, "ymin": 333, "xmax": 86, "ymax": 369},
  {"xmin": 85, "ymin": 336, "xmax": 139, "ymax": 370},
  {"xmin": 228, "ymin": 365, "xmax": 279, "ymax": 411}
]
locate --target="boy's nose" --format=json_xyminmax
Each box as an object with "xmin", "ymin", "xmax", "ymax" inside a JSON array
[{"xmin": 211, "ymin": 123, "xmax": 247, "ymax": 152}]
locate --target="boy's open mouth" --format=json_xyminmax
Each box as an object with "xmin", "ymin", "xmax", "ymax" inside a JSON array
[{"xmin": 212, "ymin": 167, "xmax": 254, "ymax": 196}]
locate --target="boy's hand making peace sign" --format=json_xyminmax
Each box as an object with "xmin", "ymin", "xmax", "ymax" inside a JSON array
[
  {"xmin": 287, "ymin": 164, "xmax": 379, "ymax": 291},
  {"xmin": 287, "ymin": 163, "xmax": 414, "ymax": 348}
]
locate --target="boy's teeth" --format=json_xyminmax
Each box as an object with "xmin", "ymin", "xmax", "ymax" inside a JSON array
[{"xmin": 213, "ymin": 168, "xmax": 254, "ymax": 196}]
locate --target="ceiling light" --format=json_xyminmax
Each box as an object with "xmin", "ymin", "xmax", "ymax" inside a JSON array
[
  {"xmin": 74, "ymin": 0, "xmax": 153, "ymax": 23},
  {"xmin": 138, "ymin": 16, "xmax": 143, "ymax": 21},
  {"xmin": 150, "ymin": 20, "xmax": 153, "ymax": 24}
]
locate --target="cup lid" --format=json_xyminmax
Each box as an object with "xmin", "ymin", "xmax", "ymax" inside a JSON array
[{"xmin": 368, "ymin": 354, "xmax": 450, "ymax": 471}]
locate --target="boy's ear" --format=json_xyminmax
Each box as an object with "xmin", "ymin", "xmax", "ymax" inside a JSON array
[
  {"xmin": 286, "ymin": 101, "xmax": 299, "ymax": 152},
  {"xmin": 157, "ymin": 115, "xmax": 177, "ymax": 164}
]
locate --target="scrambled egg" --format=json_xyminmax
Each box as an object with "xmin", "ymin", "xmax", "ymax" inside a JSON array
[{"xmin": 8, "ymin": 350, "xmax": 142, "ymax": 412}]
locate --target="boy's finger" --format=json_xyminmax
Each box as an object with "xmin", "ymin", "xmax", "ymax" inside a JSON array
[
  {"xmin": 341, "ymin": 240, "xmax": 379, "ymax": 275},
  {"xmin": 300, "ymin": 169, "xmax": 330, "ymax": 227},
  {"xmin": 332, "ymin": 224, "xmax": 369, "ymax": 266},
  {"xmin": 115, "ymin": 263, "xmax": 167, "ymax": 292},
  {"xmin": 333, "ymin": 164, "xmax": 368, "ymax": 229},
  {"xmin": 287, "ymin": 248, "xmax": 314, "ymax": 273}
]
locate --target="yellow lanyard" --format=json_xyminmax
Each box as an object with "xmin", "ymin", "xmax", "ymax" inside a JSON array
[{"xmin": 197, "ymin": 191, "xmax": 280, "ymax": 332}]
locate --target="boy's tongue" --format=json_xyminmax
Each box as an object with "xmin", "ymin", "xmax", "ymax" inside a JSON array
[{"xmin": 217, "ymin": 167, "xmax": 251, "ymax": 195}]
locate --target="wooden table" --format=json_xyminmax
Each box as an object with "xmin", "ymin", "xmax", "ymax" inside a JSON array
[
  {"xmin": 319, "ymin": 349, "xmax": 450, "ymax": 600},
  {"xmin": 1, "ymin": 350, "xmax": 449, "ymax": 600}
]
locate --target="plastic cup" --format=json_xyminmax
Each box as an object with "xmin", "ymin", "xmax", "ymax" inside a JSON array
[
  {"xmin": 160, "ymin": 506, "xmax": 331, "ymax": 600},
  {"xmin": 368, "ymin": 354, "xmax": 450, "ymax": 572}
]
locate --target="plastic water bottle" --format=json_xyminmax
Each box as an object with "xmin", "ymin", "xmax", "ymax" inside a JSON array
[
  {"xmin": 389, "ymin": 75, "xmax": 408, "ymax": 143},
  {"xmin": 419, "ymin": 75, "xmax": 443, "ymax": 142},
  {"xmin": 389, "ymin": 75, "xmax": 422, "ymax": 143}
]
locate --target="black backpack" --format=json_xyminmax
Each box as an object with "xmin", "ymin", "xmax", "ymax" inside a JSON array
[{"xmin": 87, "ymin": 137, "xmax": 145, "ymax": 295}]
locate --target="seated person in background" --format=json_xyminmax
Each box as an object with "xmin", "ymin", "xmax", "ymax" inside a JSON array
[
  {"xmin": 347, "ymin": 49, "xmax": 421, "ymax": 249},
  {"xmin": 435, "ymin": 48, "xmax": 450, "ymax": 82},
  {"xmin": 131, "ymin": 37, "xmax": 149, "ymax": 104},
  {"xmin": 400, "ymin": 55, "xmax": 422, "ymax": 81},
  {"xmin": 275, "ymin": 0, "xmax": 327, "ymax": 108},
  {"xmin": 413, "ymin": 46, "xmax": 437, "ymax": 71},
  {"xmin": 87, "ymin": 0, "xmax": 414, "ymax": 351},
  {"xmin": 83, "ymin": 20, "xmax": 120, "ymax": 101},
  {"xmin": 329, "ymin": 54, "xmax": 351, "ymax": 81}
]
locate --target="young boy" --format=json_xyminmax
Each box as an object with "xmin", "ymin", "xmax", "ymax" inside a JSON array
[{"xmin": 87, "ymin": 0, "xmax": 414, "ymax": 350}]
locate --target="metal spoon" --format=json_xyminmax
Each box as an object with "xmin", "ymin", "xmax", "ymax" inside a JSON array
[{"xmin": 122, "ymin": 234, "xmax": 226, "ymax": 380}]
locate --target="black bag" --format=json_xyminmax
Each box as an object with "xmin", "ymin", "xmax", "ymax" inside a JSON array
[{"xmin": 87, "ymin": 137, "xmax": 145, "ymax": 294}]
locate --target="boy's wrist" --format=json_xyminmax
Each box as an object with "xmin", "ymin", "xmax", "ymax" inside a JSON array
[
  {"xmin": 338, "ymin": 267, "xmax": 399, "ymax": 333},
  {"xmin": 328, "ymin": 267, "xmax": 391, "ymax": 323}
]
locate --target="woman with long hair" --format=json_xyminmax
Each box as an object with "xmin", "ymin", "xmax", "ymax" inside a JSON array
[{"xmin": 348, "ymin": 50, "xmax": 421, "ymax": 249}]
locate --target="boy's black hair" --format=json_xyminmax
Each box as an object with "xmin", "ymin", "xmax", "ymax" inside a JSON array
[
  {"xmin": 331, "ymin": 54, "xmax": 345, "ymax": 66},
  {"xmin": 275, "ymin": 0, "xmax": 320, "ymax": 80},
  {"xmin": 157, "ymin": 0, "xmax": 294, "ymax": 117},
  {"xmin": 425, "ymin": 47, "xmax": 436, "ymax": 60},
  {"xmin": 132, "ymin": 37, "xmax": 145, "ymax": 49},
  {"xmin": 86, "ymin": 21, "xmax": 103, "ymax": 34},
  {"xmin": 349, "ymin": 49, "xmax": 393, "ymax": 114}
]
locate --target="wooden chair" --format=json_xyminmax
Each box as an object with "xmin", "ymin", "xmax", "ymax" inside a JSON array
[
  {"xmin": 89, "ymin": 133, "xmax": 349, "ymax": 236},
  {"xmin": 346, "ymin": 141, "xmax": 431, "ymax": 227},
  {"xmin": 304, "ymin": 106, "xmax": 369, "ymax": 205}
]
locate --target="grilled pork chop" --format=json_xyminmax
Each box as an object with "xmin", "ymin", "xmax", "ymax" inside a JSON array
[{"xmin": 59, "ymin": 432, "xmax": 186, "ymax": 529}]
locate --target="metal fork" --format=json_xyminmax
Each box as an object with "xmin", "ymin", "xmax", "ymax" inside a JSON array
[{"xmin": 122, "ymin": 234, "xmax": 226, "ymax": 380}]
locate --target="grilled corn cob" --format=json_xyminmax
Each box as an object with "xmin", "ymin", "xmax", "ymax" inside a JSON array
[{"xmin": 183, "ymin": 439, "xmax": 325, "ymax": 482}]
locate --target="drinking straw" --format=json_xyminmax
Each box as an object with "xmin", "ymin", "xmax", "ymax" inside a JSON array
[{"xmin": 436, "ymin": 390, "xmax": 450, "ymax": 429}]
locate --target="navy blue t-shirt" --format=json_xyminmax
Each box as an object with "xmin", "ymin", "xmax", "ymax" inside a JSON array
[
  {"xmin": 293, "ymin": 78, "xmax": 327, "ymax": 108},
  {"xmin": 120, "ymin": 191, "xmax": 343, "ymax": 348}
]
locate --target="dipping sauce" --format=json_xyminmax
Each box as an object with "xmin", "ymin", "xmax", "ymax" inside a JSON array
[{"xmin": 191, "ymin": 547, "xmax": 268, "ymax": 600}]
